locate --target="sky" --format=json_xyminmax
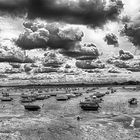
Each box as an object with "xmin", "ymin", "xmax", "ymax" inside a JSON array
[{"xmin": 0, "ymin": 0, "xmax": 140, "ymax": 58}]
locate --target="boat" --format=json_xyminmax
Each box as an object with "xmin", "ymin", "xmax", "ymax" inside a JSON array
[
  {"xmin": 2, "ymin": 93, "xmax": 9, "ymax": 97},
  {"xmin": 73, "ymin": 92, "xmax": 82, "ymax": 97},
  {"xmin": 56, "ymin": 95, "xmax": 69, "ymax": 101},
  {"xmin": 21, "ymin": 93, "xmax": 29, "ymax": 98},
  {"xmin": 80, "ymin": 101, "xmax": 100, "ymax": 111},
  {"xmin": 128, "ymin": 98, "xmax": 138, "ymax": 105},
  {"xmin": 92, "ymin": 92, "xmax": 105, "ymax": 98},
  {"xmin": 24, "ymin": 105, "xmax": 41, "ymax": 111},
  {"xmin": 36, "ymin": 94, "xmax": 50, "ymax": 100},
  {"xmin": 49, "ymin": 93, "xmax": 57, "ymax": 96},
  {"xmin": 1, "ymin": 97, "xmax": 13, "ymax": 101},
  {"xmin": 66, "ymin": 93, "xmax": 76, "ymax": 99},
  {"xmin": 21, "ymin": 97, "xmax": 35, "ymax": 103},
  {"xmin": 80, "ymin": 96, "xmax": 101, "ymax": 111},
  {"xmin": 36, "ymin": 95, "xmax": 46, "ymax": 100}
]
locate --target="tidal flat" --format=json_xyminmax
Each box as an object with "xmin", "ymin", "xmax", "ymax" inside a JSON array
[{"xmin": 0, "ymin": 85, "xmax": 140, "ymax": 140}]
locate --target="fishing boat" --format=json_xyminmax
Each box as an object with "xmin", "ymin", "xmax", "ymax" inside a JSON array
[
  {"xmin": 92, "ymin": 92, "xmax": 105, "ymax": 98},
  {"xmin": 80, "ymin": 96, "xmax": 100, "ymax": 111},
  {"xmin": 80, "ymin": 101, "xmax": 100, "ymax": 111},
  {"xmin": 1, "ymin": 97, "xmax": 13, "ymax": 101},
  {"xmin": 56, "ymin": 95, "xmax": 68, "ymax": 101},
  {"xmin": 73, "ymin": 92, "xmax": 82, "ymax": 97},
  {"xmin": 21, "ymin": 97, "xmax": 35, "ymax": 103},
  {"xmin": 128, "ymin": 98, "xmax": 138, "ymax": 105},
  {"xmin": 24, "ymin": 105, "xmax": 41, "ymax": 111},
  {"xmin": 66, "ymin": 93, "xmax": 76, "ymax": 99}
]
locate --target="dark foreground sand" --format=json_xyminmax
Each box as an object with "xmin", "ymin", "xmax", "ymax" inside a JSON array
[{"xmin": 0, "ymin": 86, "xmax": 140, "ymax": 140}]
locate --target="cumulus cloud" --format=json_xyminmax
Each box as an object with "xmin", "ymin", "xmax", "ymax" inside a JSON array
[
  {"xmin": 0, "ymin": 40, "xmax": 34, "ymax": 63},
  {"xmin": 104, "ymin": 33, "xmax": 119, "ymax": 47},
  {"xmin": 0, "ymin": 0, "xmax": 123, "ymax": 28},
  {"xmin": 16, "ymin": 28, "xmax": 49, "ymax": 50},
  {"xmin": 76, "ymin": 59, "xmax": 105, "ymax": 69},
  {"xmin": 16, "ymin": 21, "xmax": 100, "ymax": 59},
  {"xmin": 43, "ymin": 50, "xmax": 65, "ymax": 68},
  {"xmin": 15, "ymin": 21, "xmax": 83, "ymax": 51},
  {"xmin": 60, "ymin": 43, "xmax": 99, "ymax": 59},
  {"xmin": 119, "ymin": 49, "xmax": 134, "ymax": 60}
]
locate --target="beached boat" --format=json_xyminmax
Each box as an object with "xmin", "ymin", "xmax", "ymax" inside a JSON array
[
  {"xmin": 66, "ymin": 93, "xmax": 76, "ymax": 99},
  {"xmin": 24, "ymin": 105, "xmax": 41, "ymax": 111},
  {"xmin": 128, "ymin": 98, "xmax": 138, "ymax": 105},
  {"xmin": 80, "ymin": 101, "xmax": 100, "ymax": 111},
  {"xmin": 56, "ymin": 95, "xmax": 69, "ymax": 101},
  {"xmin": 1, "ymin": 97, "xmax": 13, "ymax": 101},
  {"xmin": 80, "ymin": 96, "xmax": 100, "ymax": 111},
  {"xmin": 2, "ymin": 93, "xmax": 9, "ymax": 97},
  {"xmin": 73, "ymin": 92, "xmax": 82, "ymax": 97},
  {"xmin": 49, "ymin": 93, "xmax": 57, "ymax": 96},
  {"xmin": 21, "ymin": 97, "xmax": 35, "ymax": 103},
  {"xmin": 92, "ymin": 92, "xmax": 105, "ymax": 98},
  {"xmin": 36, "ymin": 95, "xmax": 50, "ymax": 100},
  {"xmin": 21, "ymin": 93, "xmax": 29, "ymax": 98}
]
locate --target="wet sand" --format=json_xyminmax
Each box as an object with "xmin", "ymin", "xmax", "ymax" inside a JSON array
[{"xmin": 0, "ymin": 86, "xmax": 140, "ymax": 139}]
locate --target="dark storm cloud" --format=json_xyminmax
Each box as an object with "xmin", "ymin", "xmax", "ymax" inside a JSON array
[
  {"xmin": 121, "ymin": 24, "xmax": 140, "ymax": 48},
  {"xmin": 0, "ymin": 0, "xmax": 27, "ymax": 16},
  {"xmin": 0, "ymin": 0, "xmax": 123, "ymax": 27},
  {"xmin": 104, "ymin": 33, "xmax": 119, "ymax": 47}
]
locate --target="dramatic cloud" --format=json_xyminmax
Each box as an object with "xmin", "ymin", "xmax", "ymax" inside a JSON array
[
  {"xmin": 15, "ymin": 21, "xmax": 83, "ymax": 50},
  {"xmin": 16, "ymin": 28, "xmax": 49, "ymax": 50},
  {"xmin": 16, "ymin": 21, "xmax": 101, "ymax": 59},
  {"xmin": 119, "ymin": 49, "xmax": 134, "ymax": 60},
  {"xmin": 43, "ymin": 51, "xmax": 65, "ymax": 68},
  {"xmin": 76, "ymin": 59, "xmax": 105, "ymax": 69},
  {"xmin": 104, "ymin": 33, "xmax": 119, "ymax": 47},
  {"xmin": 0, "ymin": 0, "xmax": 123, "ymax": 27},
  {"xmin": 121, "ymin": 23, "xmax": 140, "ymax": 49},
  {"xmin": 60, "ymin": 43, "xmax": 99, "ymax": 60},
  {"xmin": 0, "ymin": 40, "xmax": 34, "ymax": 63}
]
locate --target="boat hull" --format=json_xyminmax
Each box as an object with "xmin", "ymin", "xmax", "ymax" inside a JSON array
[
  {"xmin": 80, "ymin": 105, "xmax": 99, "ymax": 111},
  {"xmin": 24, "ymin": 105, "xmax": 41, "ymax": 111}
]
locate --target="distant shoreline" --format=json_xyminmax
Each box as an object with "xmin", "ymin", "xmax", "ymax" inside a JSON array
[{"xmin": 0, "ymin": 80, "xmax": 139, "ymax": 88}]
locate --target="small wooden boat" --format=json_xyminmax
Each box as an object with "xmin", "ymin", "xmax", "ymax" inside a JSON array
[
  {"xmin": 80, "ymin": 102, "xmax": 100, "ymax": 111},
  {"xmin": 56, "ymin": 95, "xmax": 68, "ymax": 101},
  {"xmin": 66, "ymin": 93, "xmax": 76, "ymax": 99},
  {"xmin": 21, "ymin": 93, "xmax": 29, "ymax": 98},
  {"xmin": 24, "ymin": 105, "xmax": 41, "ymax": 111},
  {"xmin": 21, "ymin": 97, "xmax": 35, "ymax": 103},
  {"xmin": 105, "ymin": 91, "xmax": 110, "ymax": 94},
  {"xmin": 128, "ymin": 98, "xmax": 138, "ymax": 105},
  {"xmin": 1, "ymin": 97, "xmax": 13, "ymax": 101},
  {"xmin": 92, "ymin": 92, "xmax": 105, "ymax": 98},
  {"xmin": 80, "ymin": 96, "xmax": 101, "ymax": 111},
  {"xmin": 73, "ymin": 92, "xmax": 82, "ymax": 97},
  {"xmin": 2, "ymin": 93, "xmax": 9, "ymax": 97},
  {"xmin": 36, "ymin": 95, "xmax": 46, "ymax": 100},
  {"xmin": 49, "ymin": 93, "xmax": 57, "ymax": 96}
]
